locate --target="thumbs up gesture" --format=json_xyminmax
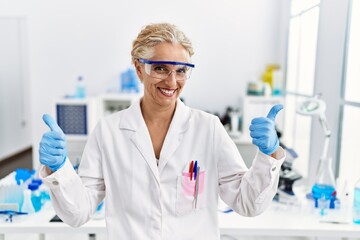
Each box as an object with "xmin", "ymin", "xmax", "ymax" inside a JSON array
[
  {"xmin": 39, "ymin": 114, "xmax": 67, "ymax": 171},
  {"xmin": 249, "ymin": 104, "xmax": 283, "ymax": 155}
]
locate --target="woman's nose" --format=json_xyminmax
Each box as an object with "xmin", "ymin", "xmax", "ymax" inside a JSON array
[{"xmin": 166, "ymin": 70, "xmax": 178, "ymax": 82}]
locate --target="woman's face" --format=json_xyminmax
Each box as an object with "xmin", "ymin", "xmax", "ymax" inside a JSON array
[{"xmin": 135, "ymin": 42, "xmax": 190, "ymax": 109}]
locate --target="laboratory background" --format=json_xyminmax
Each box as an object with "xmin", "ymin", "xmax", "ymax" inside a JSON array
[{"xmin": 1, "ymin": 0, "xmax": 360, "ymax": 239}]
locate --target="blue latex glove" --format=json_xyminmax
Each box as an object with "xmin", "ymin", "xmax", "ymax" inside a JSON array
[
  {"xmin": 249, "ymin": 104, "xmax": 283, "ymax": 155},
  {"xmin": 39, "ymin": 114, "xmax": 67, "ymax": 171}
]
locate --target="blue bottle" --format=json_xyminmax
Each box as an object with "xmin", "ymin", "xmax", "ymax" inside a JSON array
[
  {"xmin": 353, "ymin": 178, "xmax": 360, "ymax": 224},
  {"xmin": 76, "ymin": 76, "xmax": 86, "ymax": 98},
  {"xmin": 31, "ymin": 178, "xmax": 50, "ymax": 204},
  {"xmin": 120, "ymin": 68, "xmax": 139, "ymax": 93},
  {"xmin": 28, "ymin": 183, "xmax": 42, "ymax": 212}
]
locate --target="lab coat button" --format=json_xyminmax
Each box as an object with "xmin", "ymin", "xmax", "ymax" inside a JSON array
[
  {"xmin": 271, "ymin": 166, "xmax": 276, "ymax": 171},
  {"xmin": 52, "ymin": 180, "xmax": 59, "ymax": 185}
]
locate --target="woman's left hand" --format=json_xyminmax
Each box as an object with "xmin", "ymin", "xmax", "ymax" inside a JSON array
[{"xmin": 249, "ymin": 104, "xmax": 283, "ymax": 155}]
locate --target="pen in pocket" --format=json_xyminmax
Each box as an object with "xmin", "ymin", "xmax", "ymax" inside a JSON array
[
  {"xmin": 194, "ymin": 161, "xmax": 198, "ymax": 180},
  {"xmin": 189, "ymin": 160, "xmax": 194, "ymax": 180},
  {"xmin": 194, "ymin": 166, "xmax": 200, "ymax": 209}
]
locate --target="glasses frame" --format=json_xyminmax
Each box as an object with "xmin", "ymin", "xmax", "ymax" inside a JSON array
[{"xmin": 138, "ymin": 58, "xmax": 195, "ymax": 80}]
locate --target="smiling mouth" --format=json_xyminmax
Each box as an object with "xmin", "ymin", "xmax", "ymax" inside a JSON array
[{"xmin": 158, "ymin": 87, "xmax": 176, "ymax": 97}]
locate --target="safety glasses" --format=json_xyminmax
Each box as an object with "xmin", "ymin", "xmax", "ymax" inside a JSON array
[{"xmin": 138, "ymin": 58, "xmax": 195, "ymax": 81}]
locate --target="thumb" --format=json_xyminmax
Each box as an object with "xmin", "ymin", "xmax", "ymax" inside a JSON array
[
  {"xmin": 266, "ymin": 104, "xmax": 284, "ymax": 121},
  {"xmin": 42, "ymin": 114, "xmax": 64, "ymax": 133}
]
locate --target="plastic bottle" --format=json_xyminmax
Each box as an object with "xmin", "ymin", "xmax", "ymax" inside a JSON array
[
  {"xmin": 120, "ymin": 68, "xmax": 140, "ymax": 93},
  {"xmin": 39, "ymin": 184, "xmax": 51, "ymax": 203},
  {"xmin": 21, "ymin": 189, "xmax": 35, "ymax": 214},
  {"xmin": 31, "ymin": 178, "xmax": 50, "ymax": 204},
  {"xmin": 272, "ymin": 69, "xmax": 284, "ymax": 96},
  {"xmin": 312, "ymin": 157, "xmax": 337, "ymax": 209},
  {"xmin": 28, "ymin": 183, "xmax": 42, "ymax": 212},
  {"xmin": 353, "ymin": 177, "xmax": 360, "ymax": 224},
  {"xmin": 262, "ymin": 64, "xmax": 280, "ymax": 91},
  {"xmin": 338, "ymin": 180, "xmax": 351, "ymax": 222},
  {"xmin": 76, "ymin": 76, "xmax": 86, "ymax": 98}
]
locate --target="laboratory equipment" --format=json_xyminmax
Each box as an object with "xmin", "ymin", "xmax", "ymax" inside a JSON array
[
  {"xmin": 31, "ymin": 178, "xmax": 50, "ymax": 204},
  {"xmin": 262, "ymin": 64, "xmax": 283, "ymax": 95},
  {"xmin": 31, "ymin": 178, "xmax": 42, "ymax": 186},
  {"xmin": 353, "ymin": 177, "xmax": 360, "ymax": 224},
  {"xmin": 0, "ymin": 210, "xmax": 27, "ymax": 223},
  {"xmin": 54, "ymin": 98, "xmax": 98, "ymax": 168},
  {"xmin": 220, "ymin": 106, "xmax": 233, "ymax": 131},
  {"xmin": 297, "ymin": 94, "xmax": 336, "ymax": 208},
  {"xmin": 247, "ymin": 81, "xmax": 264, "ymax": 96},
  {"xmin": 21, "ymin": 189, "xmax": 35, "ymax": 214},
  {"xmin": 28, "ymin": 183, "xmax": 42, "ymax": 212},
  {"xmin": 138, "ymin": 59, "xmax": 195, "ymax": 81},
  {"xmin": 272, "ymin": 69, "xmax": 284, "ymax": 96},
  {"xmin": 53, "ymin": 94, "xmax": 141, "ymax": 168},
  {"xmin": 75, "ymin": 76, "xmax": 86, "ymax": 98},
  {"xmin": 229, "ymin": 110, "xmax": 241, "ymax": 139},
  {"xmin": 0, "ymin": 169, "xmax": 34, "ymax": 211},
  {"xmin": 312, "ymin": 158, "xmax": 336, "ymax": 209},
  {"xmin": 120, "ymin": 68, "xmax": 140, "ymax": 93},
  {"xmin": 98, "ymin": 93, "xmax": 141, "ymax": 117},
  {"xmin": 276, "ymin": 140, "xmax": 302, "ymax": 204},
  {"xmin": 262, "ymin": 64, "xmax": 277, "ymax": 86}
]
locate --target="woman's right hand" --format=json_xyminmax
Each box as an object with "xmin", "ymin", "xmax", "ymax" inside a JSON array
[{"xmin": 39, "ymin": 114, "xmax": 67, "ymax": 172}]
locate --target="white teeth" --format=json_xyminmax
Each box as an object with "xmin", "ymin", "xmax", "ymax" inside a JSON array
[{"xmin": 159, "ymin": 88, "xmax": 175, "ymax": 95}]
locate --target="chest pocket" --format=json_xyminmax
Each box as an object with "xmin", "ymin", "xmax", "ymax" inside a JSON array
[{"xmin": 175, "ymin": 170, "xmax": 206, "ymax": 216}]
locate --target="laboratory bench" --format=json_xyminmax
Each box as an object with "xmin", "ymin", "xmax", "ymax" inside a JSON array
[{"xmin": 1, "ymin": 200, "xmax": 360, "ymax": 240}]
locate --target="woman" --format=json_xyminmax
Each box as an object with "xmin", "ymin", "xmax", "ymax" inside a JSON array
[{"xmin": 39, "ymin": 23, "xmax": 285, "ymax": 240}]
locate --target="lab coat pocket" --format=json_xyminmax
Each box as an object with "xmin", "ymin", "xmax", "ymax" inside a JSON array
[{"xmin": 175, "ymin": 171, "xmax": 205, "ymax": 216}]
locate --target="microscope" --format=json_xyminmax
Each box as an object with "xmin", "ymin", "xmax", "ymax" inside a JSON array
[{"xmin": 274, "ymin": 131, "xmax": 302, "ymax": 204}]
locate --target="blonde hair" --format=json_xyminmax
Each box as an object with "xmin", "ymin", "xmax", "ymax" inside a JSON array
[{"xmin": 131, "ymin": 23, "xmax": 194, "ymax": 64}]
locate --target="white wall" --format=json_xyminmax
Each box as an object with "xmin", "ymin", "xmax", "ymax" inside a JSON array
[{"xmin": 0, "ymin": 0, "xmax": 288, "ymax": 169}]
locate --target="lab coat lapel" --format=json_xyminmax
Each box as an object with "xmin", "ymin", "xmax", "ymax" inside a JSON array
[
  {"xmin": 158, "ymin": 99, "xmax": 191, "ymax": 174},
  {"xmin": 119, "ymin": 100, "xmax": 160, "ymax": 184}
]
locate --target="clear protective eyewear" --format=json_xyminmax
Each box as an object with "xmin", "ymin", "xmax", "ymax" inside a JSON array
[{"xmin": 138, "ymin": 58, "xmax": 195, "ymax": 81}]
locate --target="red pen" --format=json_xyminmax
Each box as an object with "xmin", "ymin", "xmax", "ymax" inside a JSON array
[{"xmin": 189, "ymin": 161, "xmax": 194, "ymax": 180}]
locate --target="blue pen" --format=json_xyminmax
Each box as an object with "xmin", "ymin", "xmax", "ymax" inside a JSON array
[{"xmin": 193, "ymin": 161, "xmax": 198, "ymax": 180}]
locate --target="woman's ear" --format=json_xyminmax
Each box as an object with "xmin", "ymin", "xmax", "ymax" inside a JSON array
[{"xmin": 134, "ymin": 60, "xmax": 143, "ymax": 82}]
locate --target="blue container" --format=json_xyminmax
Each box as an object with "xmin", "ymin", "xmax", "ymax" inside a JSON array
[
  {"xmin": 120, "ymin": 68, "xmax": 140, "ymax": 93},
  {"xmin": 28, "ymin": 183, "xmax": 42, "ymax": 212},
  {"xmin": 31, "ymin": 178, "xmax": 43, "ymax": 185},
  {"xmin": 312, "ymin": 183, "xmax": 336, "ymax": 209},
  {"xmin": 353, "ymin": 180, "xmax": 360, "ymax": 224}
]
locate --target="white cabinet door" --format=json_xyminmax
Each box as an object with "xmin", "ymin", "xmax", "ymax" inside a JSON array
[{"xmin": 0, "ymin": 17, "xmax": 31, "ymax": 160}]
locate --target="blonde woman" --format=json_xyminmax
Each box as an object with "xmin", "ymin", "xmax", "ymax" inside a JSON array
[{"xmin": 39, "ymin": 23, "xmax": 285, "ymax": 240}]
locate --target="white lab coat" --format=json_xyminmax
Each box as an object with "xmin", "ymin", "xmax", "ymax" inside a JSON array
[{"xmin": 39, "ymin": 99, "xmax": 285, "ymax": 240}]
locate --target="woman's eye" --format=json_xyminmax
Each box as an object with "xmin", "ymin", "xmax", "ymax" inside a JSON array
[
  {"xmin": 153, "ymin": 65, "xmax": 168, "ymax": 73},
  {"xmin": 176, "ymin": 68, "xmax": 187, "ymax": 74}
]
